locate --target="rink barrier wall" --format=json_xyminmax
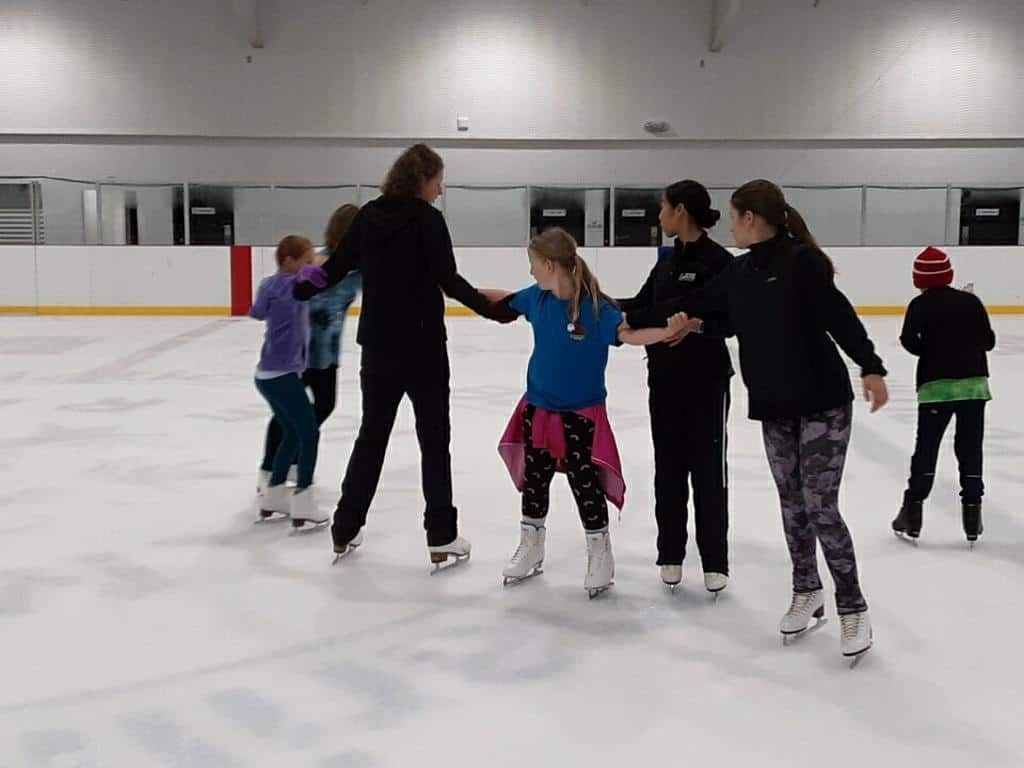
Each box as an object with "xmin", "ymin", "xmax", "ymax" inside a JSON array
[{"xmin": 1, "ymin": 245, "xmax": 1023, "ymax": 316}]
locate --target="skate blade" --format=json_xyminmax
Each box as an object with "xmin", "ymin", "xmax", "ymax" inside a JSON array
[
  {"xmin": 706, "ymin": 584, "xmax": 727, "ymax": 599},
  {"xmin": 331, "ymin": 542, "xmax": 360, "ymax": 565},
  {"xmin": 662, "ymin": 581, "xmax": 681, "ymax": 591},
  {"xmin": 254, "ymin": 512, "xmax": 290, "ymax": 525},
  {"xmin": 845, "ymin": 646, "xmax": 871, "ymax": 668},
  {"xmin": 429, "ymin": 552, "xmax": 470, "ymax": 575},
  {"xmin": 587, "ymin": 583, "xmax": 613, "ymax": 600},
  {"xmin": 893, "ymin": 530, "xmax": 920, "ymax": 546},
  {"xmin": 503, "ymin": 566, "xmax": 543, "ymax": 587},
  {"xmin": 288, "ymin": 518, "xmax": 329, "ymax": 536},
  {"xmin": 782, "ymin": 617, "xmax": 828, "ymax": 646}
]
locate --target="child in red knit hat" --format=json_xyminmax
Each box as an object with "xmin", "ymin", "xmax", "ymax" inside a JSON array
[{"xmin": 893, "ymin": 246, "xmax": 996, "ymax": 546}]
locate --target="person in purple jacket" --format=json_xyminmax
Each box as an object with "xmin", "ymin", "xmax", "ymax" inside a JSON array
[{"xmin": 250, "ymin": 235, "xmax": 328, "ymax": 531}]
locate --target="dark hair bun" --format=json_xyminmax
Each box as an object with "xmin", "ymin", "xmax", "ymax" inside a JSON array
[
  {"xmin": 700, "ymin": 208, "xmax": 721, "ymax": 228},
  {"xmin": 665, "ymin": 179, "xmax": 719, "ymax": 230}
]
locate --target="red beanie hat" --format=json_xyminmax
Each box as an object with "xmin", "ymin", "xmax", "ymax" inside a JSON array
[{"xmin": 913, "ymin": 246, "xmax": 954, "ymax": 290}]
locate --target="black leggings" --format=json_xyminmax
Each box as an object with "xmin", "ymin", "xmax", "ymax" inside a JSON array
[
  {"xmin": 904, "ymin": 400, "xmax": 985, "ymax": 505},
  {"xmin": 521, "ymin": 404, "xmax": 608, "ymax": 531},
  {"xmin": 261, "ymin": 365, "xmax": 338, "ymax": 472}
]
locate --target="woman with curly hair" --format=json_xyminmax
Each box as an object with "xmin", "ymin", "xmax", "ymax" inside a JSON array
[{"xmin": 295, "ymin": 144, "xmax": 514, "ymax": 569}]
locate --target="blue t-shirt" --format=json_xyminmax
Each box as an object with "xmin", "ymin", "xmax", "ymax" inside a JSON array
[{"xmin": 510, "ymin": 284, "xmax": 623, "ymax": 412}]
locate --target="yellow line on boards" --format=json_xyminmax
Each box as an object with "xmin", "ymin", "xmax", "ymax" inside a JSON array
[
  {"xmin": 854, "ymin": 306, "xmax": 909, "ymax": 316},
  {"xmin": 979, "ymin": 306, "xmax": 1024, "ymax": 315},
  {"xmin": 857, "ymin": 305, "xmax": 1024, "ymax": 316}
]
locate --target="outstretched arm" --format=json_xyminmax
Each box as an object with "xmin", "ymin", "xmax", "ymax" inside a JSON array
[
  {"xmin": 294, "ymin": 218, "xmax": 362, "ymax": 301},
  {"xmin": 625, "ymin": 261, "xmax": 734, "ymax": 329},
  {"xmin": 800, "ymin": 248, "xmax": 886, "ymax": 377},
  {"xmin": 421, "ymin": 213, "xmax": 519, "ymax": 323},
  {"xmin": 799, "ymin": 247, "xmax": 888, "ymax": 412},
  {"xmin": 618, "ymin": 313, "xmax": 694, "ymax": 346}
]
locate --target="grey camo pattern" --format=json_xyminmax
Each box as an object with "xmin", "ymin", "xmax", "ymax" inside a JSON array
[{"xmin": 761, "ymin": 404, "xmax": 867, "ymax": 615}]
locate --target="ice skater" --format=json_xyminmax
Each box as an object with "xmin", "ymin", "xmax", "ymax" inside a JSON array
[
  {"xmin": 258, "ymin": 204, "xmax": 361, "ymax": 494},
  {"xmin": 294, "ymin": 144, "xmax": 516, "ymax": 570},
  {"xmin": 892, "ymin": 246, "xmax": 995, "ymax": 546},
  {"xmin": 251, "ymin": 235, "xmax": 329, "ymax": 531},
  {"xmin": 618, "ymin": 179, "xmax": 734, "ymax": 595},
  {"xmin": 624, "ymin": 180, "xmax": 888, "ymax": 662},
  {"xmin": 488, "ymin": 228, "xmax": 691, "ymax": 598}
]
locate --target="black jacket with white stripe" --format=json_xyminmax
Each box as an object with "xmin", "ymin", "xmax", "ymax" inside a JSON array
[{"xmin": 618, "ymin": 234, "xmax": 734, "ymax": 388}]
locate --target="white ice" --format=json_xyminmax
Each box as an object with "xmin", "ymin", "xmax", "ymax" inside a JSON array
[{"xmin": 1, "ymin": 315, "xmax": 1022, "ymax": 768}]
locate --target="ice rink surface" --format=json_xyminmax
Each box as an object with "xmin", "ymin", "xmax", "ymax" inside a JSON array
[{"xmin": 1, "ymin": 314, "xmax": 1022, "ymax": 767}]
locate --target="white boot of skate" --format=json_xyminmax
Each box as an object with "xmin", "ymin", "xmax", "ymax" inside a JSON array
[
  {"xmin": 660, "ymin": 564, "xmax": 682, "ymax": 589},
  {"xmin": 257, "ymin": 469, "xmax": 271, "ymax": 497},
  {"xmin": 429, "ymin": 536, "xmax": 471, "ymax": 573},
  {"xmin": 840, "ymin": 610, "xmax": 873, "ymax": 665},
  {"xmin": 780, "ymin": 589, "xmax": 826, "ymax": 644},
  {"xmin": 289, "ymin": 487, "xmax": 329, "ymax": 532},
  {"xmin": 584, "ymin": 528, "xmax": 614, "ymax": 599},
  {"xmin": 257, "ymin": 483, "xmax": 290, "ymax": 522},
  {"xmin": 704, "ymin": 572, "xmax": 729, "ymax": 596},
  {"xmin": 503, "ymin": 519, "xmax": 546, "ymax": 586}
]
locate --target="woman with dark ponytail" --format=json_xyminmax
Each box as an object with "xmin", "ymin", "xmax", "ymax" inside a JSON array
[
  {"xmin": 624, "ymin": 179, "xmax": 888, "ymax": 664},
  {"xmin": 618, "ymin": 180, "xmax": 734, "ymax": 596}
]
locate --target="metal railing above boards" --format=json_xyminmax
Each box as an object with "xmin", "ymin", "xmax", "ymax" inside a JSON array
[{"xmin": 1, "ymin": 178, "xmax": 1021, "ymax": 248}]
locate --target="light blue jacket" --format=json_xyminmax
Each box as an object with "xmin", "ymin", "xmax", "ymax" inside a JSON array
[{"xmin": 306, "ymin": 253, "xmax": 361, "ymax": 369}]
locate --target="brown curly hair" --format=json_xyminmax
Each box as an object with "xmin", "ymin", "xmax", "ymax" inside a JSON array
[{"xmin": 381, "ymin": 143, "xmax": 444, "ymax": 200}]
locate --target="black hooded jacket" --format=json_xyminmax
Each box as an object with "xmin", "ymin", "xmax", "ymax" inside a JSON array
[{"xmin": 295, "ymin": 196, "xmax": 510, "ymax": 348}]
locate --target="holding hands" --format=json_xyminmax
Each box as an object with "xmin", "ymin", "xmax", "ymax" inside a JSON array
[
  {"xmin": 297, "ymin": 264, "xmax": 328, "ymax": 289},
  {"xmin": 617, "ymin": 312, "xmax": 700, "ymax": 347}
]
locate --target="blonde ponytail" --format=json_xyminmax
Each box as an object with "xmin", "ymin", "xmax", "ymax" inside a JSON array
[{"xmin": 529, "ymin": 228, "xmax": 614, "ymax": 321}]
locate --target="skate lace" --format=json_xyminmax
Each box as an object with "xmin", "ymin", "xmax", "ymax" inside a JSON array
[
  {"xmin": 510, "ymin": 530, "xmax": 536, "ymax": 566},
  {"xmin": 587, "ymin": 535, "xmax": 609, "ymax": 572},
  {"xmin": 788, "ymin": 593, "xmax": 813, "ymax": 616},
  {"xmin": 841, "ymin": 613, "xmax": 864, "ymax": 641},
  {"xmin": 511, "ymin": 540, "xmax": 530, "ymax": 565}
]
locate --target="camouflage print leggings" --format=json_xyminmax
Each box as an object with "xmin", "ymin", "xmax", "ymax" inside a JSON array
[
  {"xmin": 761, "ymin": 404, "xmax": 867, "ymax": 615},
  {"xmin": 522, "ymin": 404, "xmax": 609, "ymax": 531}
]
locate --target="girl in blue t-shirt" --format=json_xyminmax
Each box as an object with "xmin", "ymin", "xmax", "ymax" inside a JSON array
[{"xmin": 491, "ymin": 227, "xmax": 690, "ymax": 598}]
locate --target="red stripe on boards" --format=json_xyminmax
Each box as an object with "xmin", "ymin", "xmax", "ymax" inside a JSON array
[{"xmin": 230, "ymin": 245, "xmax": 253, "ymax": 316}]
